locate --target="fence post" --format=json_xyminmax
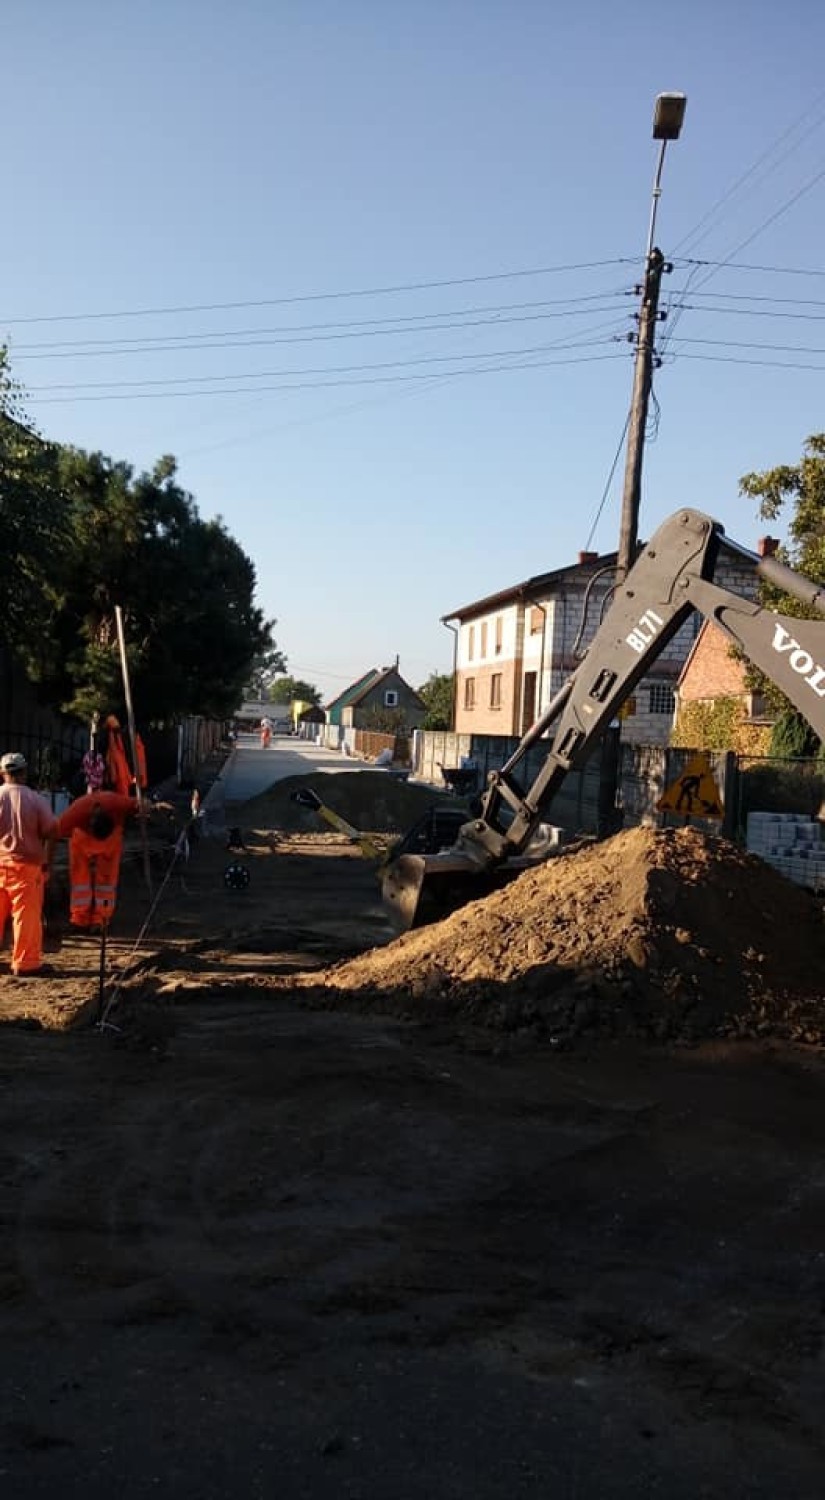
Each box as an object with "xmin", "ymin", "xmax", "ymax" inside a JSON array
[
  {"xmin": 597, "ymin": 726, "xmax": 623, "ymax": 838},
  {"xmin": 721, "ymin": 751, "xmax": 738, "ymax": 840}
]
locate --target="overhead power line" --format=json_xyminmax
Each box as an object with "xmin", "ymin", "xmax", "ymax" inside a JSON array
[
  {"xmin": 8, "ymin": 289, "xmax": 630, "ymax": 353},
  {"xmin": 685, "ymin": 164, "xmax": 825, "ymax": 297},
  {"xmin": 24, "ymin": 349, "xmax": 629, "ymax": 404},
  {"xmin": 23, "ymin": 334, "xmax": 623, "ymax": 393},
  {"xmin": 679, "ymin": 290, "xmax": 825, "ymax": 308},
  {"xmin": 672, "ymin": 301, "xmax": 825, "ymax": 323},
  {"xmin": 669, "ymin": 334, "xmax": 825, "ymax": 356},
  {"xmin": 675, "ymin": 351, "xmax": 825, "ymax": 371},
  {"xmin": 671, "ymin": 88, "xmax": 825, "ymax": 257},
  {"xmin": 584, "ymin": 411, "xmax": 631, "ymax": 554},
  {"xmin": 0, "ymin": 258, "xmax": 634, "ymax": 327},
  {"xmin": 679, "ymin": 256, "xmax": 825, "ymax": 279},
  {"xmin": 9, "ymin": 301, "xmax": 631, "ymax": 362}
]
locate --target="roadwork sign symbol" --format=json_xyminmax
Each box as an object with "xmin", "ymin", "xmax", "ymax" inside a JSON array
[{"xmin": 657, "ymin": 754, "xmax": 723, "ymax": 818}]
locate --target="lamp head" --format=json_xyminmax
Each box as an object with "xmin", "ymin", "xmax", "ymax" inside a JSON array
[{"xmin": 653, "ymin": 93, "xmax": 687, "ymax": 141}]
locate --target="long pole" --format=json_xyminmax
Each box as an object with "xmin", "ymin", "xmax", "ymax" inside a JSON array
[
  {"xmin": 616, "ymin": 136, "xmax": 671, "ymax": 583},
  {"xmin": 114, "ymin": 605, "xmax": 153, "ymax": 894},
  {"xmin": 97, "ymin": 923, "xmax": 107, "ymax": 1025}
]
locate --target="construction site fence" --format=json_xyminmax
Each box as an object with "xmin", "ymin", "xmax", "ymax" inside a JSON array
[
  {"xmin": 0, "ymin": 713, "xmax": 227, "ymax": 801},
  {"xmin": 412, "ymin": 732, "xmax": 825, "ymax": 843},
  {"xmin": 318, "ymin": 726, "xmax": 410, "ymax": 762},
  {"xmin": 412, "ymin": 729, "xmax": 620, "ymax": 839}
]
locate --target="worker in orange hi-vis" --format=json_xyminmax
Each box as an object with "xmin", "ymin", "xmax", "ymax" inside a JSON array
[
  {"xmin": 134, "ymin": 731, "xmax": 148, "ymax": 790},
  {"xmin": 55, "ymin": 791, "xmax": 142, "ymax": 929},
  {"xmin": 0, "ymin": 751, "xmax": 59, "ymax": 977},
  {"xmin": 104, "ymin": 716, "xmax": 132, "ymax": 796}
]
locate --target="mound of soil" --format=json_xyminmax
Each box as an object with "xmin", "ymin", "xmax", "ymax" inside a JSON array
[
  {"xmin": 297, "ymin": 827, "xmax": 825, "ymax": 1045},
  {"xmin": 239, "ymin": 770, "xmax": 460, "ymax": 835}
]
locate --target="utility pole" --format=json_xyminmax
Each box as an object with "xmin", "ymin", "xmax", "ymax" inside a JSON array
[
  {"xmin": 616, "ymin": 246, "xmax": 667, "ymax": 580},
  {"xmin": 615, "ymin": 93, "xmax": 687, "ymax": 583}
]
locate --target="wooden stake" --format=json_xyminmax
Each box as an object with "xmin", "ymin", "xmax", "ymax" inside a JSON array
[
  {"xmin": 97, "ymin": 922, "xmax": 107, "ymax": 1025},
  {"xmin": 114, "ymin": 604, "xmax": 153, "ymax": 894}
]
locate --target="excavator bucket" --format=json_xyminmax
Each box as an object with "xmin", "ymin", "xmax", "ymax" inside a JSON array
[{"xmin": 380, "ymin": 850, "xmax": 516, "ymax": 931}]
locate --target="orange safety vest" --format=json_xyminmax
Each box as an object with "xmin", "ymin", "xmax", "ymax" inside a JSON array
[
  {"xmin": 135, "ymin": 733, "xmax": 148, "ymax": 790},
  {"xmin": 106, "ymin": 726, "xmax": 132, "ymax": 795}
]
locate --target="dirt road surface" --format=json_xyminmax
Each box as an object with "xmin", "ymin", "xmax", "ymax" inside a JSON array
[{"xmin": 1, "ymin": 777, "xmax": 824, "ymax": 1497}]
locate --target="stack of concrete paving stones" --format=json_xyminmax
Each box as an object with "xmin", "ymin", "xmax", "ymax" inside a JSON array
[{"xmin": 747, "ymin": 811, "xmax": 825, "ymax": 891}]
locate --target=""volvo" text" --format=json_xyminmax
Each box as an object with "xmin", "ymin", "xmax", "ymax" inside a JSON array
[{"xmin": 772, "ymin": 623, "xmax": 825, "ymax": 696}]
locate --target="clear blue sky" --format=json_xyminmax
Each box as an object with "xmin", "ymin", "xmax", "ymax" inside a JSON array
[{"xmin": 5, "ymin": 0, "xmax": 825, "ymax": 703}]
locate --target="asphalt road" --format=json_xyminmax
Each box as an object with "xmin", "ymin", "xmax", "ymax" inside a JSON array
[{"xmin": 212, "ymin": 734, "xmax": 378, "ymax": 808}]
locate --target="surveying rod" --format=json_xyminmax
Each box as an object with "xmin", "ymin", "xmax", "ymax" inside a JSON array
[{"xmin": 115, "ymin": 605, "xmax": 153, "ymax": 894}]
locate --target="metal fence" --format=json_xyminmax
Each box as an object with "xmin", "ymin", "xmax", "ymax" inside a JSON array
[
  {"xmin": 412, "ymin": 728, "xmax": 619, "ymax": 839},
  {"xmin": 0, "ymin": 717, "xmax": 225, "ymax": 797},
  {"xmin": 0, "ymin": 718, "xmax": 89, "ymax": 797}
]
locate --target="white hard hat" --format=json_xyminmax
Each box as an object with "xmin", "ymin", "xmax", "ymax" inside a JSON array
[{"xmin": 1, "ymin": 752, "xmax": 27, "ymax": 772}]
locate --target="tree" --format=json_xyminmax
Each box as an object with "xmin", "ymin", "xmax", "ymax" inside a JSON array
[
  {"xmin": 740, "ymin": 434, "xmax": 825, "ymax": 754},
  {"xmin": 0, "ymin": 343, "xmax": 277, "ymax": 725},
  {"xmin": 245, "ymin": 650, "xmax": 289, "ymax": 701},
  {"xmin": 0, "ymin": 356, "xmax": 67, "ymax": 673},
  {"xmin": 269, "ymin": 676, "xmax": 322, "ymax": 707},
  {"xmin": 33, "ymin": 447, "xmax": 275, "ymax": 721},
  {"xmin": 417, "ymin": 671, "xmax": 454, "ymax": 730}
]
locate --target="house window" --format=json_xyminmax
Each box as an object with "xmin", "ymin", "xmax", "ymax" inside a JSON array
[
  {"xmin": 480, "ymin": 621, "xmax": 488, "ymax": 657},
  {"xmin": 490, "ymin": 673, "xmax": 502, "ymax": 710},
  {"xmin": 529, "ymin": 606, "xmax": 544, "ymax": 635},
  {"xmin": 648, "ymin": 682, "xmax": 675, "ymax": 715},
  {"xmin": 384, "ymin": 689, "xmax": 399, "ymax": 708},
  {"xmin": 468, "ymin": 625, "xmax": 475, "ymax": 662},
  {"xmin": 494, "ymin": 616, "xmax": 503, "ymax": 654},
  {"xmin": 464, "ymin": 677, "xmax": 476, "ymax": 710}
]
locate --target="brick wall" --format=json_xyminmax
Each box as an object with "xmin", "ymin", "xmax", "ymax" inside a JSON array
[{"xmin": 678, "ymin": 621, "xmax": 748, "ymax": 700}]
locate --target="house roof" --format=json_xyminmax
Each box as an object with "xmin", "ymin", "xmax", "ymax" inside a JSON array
[
  {"xmin": 325, "ymin": 666, "xmax": 425, "ymax": 714},
  {"xmin": 442, "ymin": 548, "xmax": 619, "ymax": 622},
  {"xmin": 324, "ymin": 669, "xmax": 383, "ymax": 716}
]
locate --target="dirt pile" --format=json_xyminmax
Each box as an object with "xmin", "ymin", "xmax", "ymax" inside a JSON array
[
  {"xmin": 298, "ymin": 827, "xmax": 825, "ymax": 1045},
  {"xmin": 238, "ymin": 770, "xmax": 459, "ymax": 835}
]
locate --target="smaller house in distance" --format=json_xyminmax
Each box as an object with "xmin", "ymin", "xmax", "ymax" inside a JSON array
[
  {"xmin": 235, "ymin": 699, "xmax": 292, "ymax": 732},
  {"xmin": 323, "ymin": 665, "xmax": 426, "ymax": 747}
]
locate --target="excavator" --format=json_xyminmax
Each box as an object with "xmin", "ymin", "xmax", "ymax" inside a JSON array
[{"xmin": 382, "ymin": 507, "xmax": 825, "ymax": 929}]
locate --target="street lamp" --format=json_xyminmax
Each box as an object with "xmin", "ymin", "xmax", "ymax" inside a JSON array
[{"xmin": 616, "ymin": 92, "xmax": 687, "ymax": 581}]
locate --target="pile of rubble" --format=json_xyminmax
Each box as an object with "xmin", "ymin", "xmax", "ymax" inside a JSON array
[
  {"xmin": 241, "ymin": 771, "xmax": 459, "ymax": 834},
  {"xmin": 296, "ymin": 827, "xmax": 825, "ymax": 1045}
]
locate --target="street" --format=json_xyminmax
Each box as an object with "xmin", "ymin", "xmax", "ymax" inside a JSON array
[{"xmin": 215, "ymin": 733, "xmax": 392, "ymax": 807}]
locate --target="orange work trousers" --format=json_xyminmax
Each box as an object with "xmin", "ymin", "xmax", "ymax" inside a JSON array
[
  {"xmin": 0, "ymin": 861, "xmax": 46, "ymax": 975},
  {"xmin": 68, "ymin": 829, "xmax": 125, "ymax": 928}
]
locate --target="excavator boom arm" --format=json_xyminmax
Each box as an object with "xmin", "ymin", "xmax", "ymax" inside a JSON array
[
  {"xmin": 382, "ymin": 508, "xmax": 825, "ymax": 927},
  {"xmin": 464, "ymin": 508, "xmax": 825, "ymax": 866}
]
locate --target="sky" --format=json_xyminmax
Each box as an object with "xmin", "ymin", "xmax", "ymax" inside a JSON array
[{"xmin": 5, "ymin": 0, "xmax": 825, "ymax": 704}]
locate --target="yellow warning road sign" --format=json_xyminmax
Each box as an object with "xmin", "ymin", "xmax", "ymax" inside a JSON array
[{"xmin": 657, "ymin": 753, "xmax": 723, "ymax": 818}]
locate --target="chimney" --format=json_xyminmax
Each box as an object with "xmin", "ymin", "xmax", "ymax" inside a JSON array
[
  {"xmin": 757, "ymin": 536, "xmax": 779, "ymax": 558},
  {"xmin": 578, "ymin": 550, "xmax": 599, "ymax": 564}
]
